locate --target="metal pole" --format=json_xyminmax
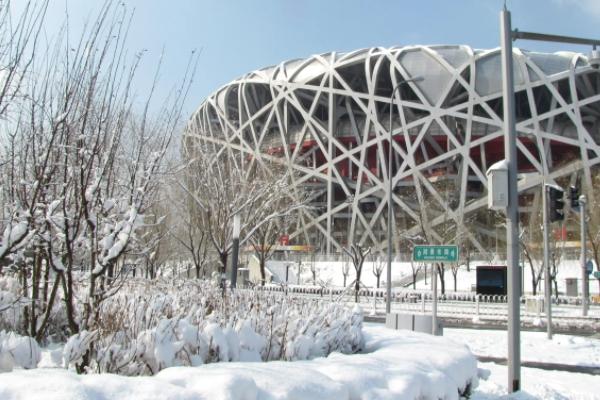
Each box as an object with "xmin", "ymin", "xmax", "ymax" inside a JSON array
[
  {"xmin": 432, "ymin": 264, "xmax": 438, "ymax": 335},
  {"xmin": 580, "ymin": 195, "xmax": 588, "ymax": 316},
  {"xmin": 230, "ymin": 214, "xmax": 241, "ymax": 289},
  {"xmin": 542, "ymin": 184, "xmax": 553, "ymax": 339},
  {"xmin": 501, "ymin": 7, "xmax": 521, "ymax": 393},
  {"xmin": 386, "ymin": 77, "xmax": 423, "ymax": 315},
  {"xmin": 386, "ymin": 84, "xmax": 397, "ymax": 315}
]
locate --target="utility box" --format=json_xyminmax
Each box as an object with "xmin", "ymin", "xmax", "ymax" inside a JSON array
[
  {"xmin": 385, "ymin": 313, "xmax": 443, "ymax": 336},
  {"xmin": 486, "ymin": 160, "xmax": 509, "ymax": 210},
  {"xmin": 565, "ymin": 278, "xmax": 578, "ymax": 297},
  {"xmin": 525, "ymin": 297, "xmax": 544, "ymax": 313}
]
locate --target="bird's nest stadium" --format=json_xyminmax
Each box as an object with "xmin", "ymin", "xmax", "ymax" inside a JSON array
[{"xmin": 184, "ymin": 45, "xmax": 600, "ymax": 256}]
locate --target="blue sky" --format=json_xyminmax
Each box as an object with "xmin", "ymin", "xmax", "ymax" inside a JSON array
[{"xmin": 27, "ymin": 0, "xmax": 600, "ymax": 116}]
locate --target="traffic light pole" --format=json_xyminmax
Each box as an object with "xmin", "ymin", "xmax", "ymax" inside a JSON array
[
  {"xmin": 580, "ymin": 195, "xmax": 589, "ymax": 316},
  {"xmin": 500, "ymin": 8, "xmax": 521, "ymax": 393},
  {"xmin": 542, "ymin": 184, "xmax": 553, "ymax": 339},
  {"xmin": 500, "ymin": 6, "xmax": 600, "ymax": 393}
]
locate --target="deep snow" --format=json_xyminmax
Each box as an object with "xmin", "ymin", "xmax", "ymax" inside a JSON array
[{"xmin": 0, "ymin": 324, "xmax": 478, "ymax": 400}]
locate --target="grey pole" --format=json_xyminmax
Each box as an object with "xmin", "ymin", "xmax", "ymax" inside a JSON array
[
  {"xmin": 386, "ymin": 76, "xmax": 423, "ymax": 315},
  {"xmin": 230, "ymin": 214, "xmax": 241, "ymax": 289},
  {"xmin": 580, "ymin": 195, "xmax": 588, "ymax": 316},
  {"xmin": 542, "ymin": 184, "xmax": 553, "ymax": 339},
  {"xmin": 500, "ymin": 8, "xmax": 521, "ymax": 393},
  {"xmin": 431, "ymin": 263, "xmax": 438, "ymax": 335}
]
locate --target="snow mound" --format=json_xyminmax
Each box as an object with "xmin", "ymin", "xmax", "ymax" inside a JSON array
[{"xmin": 0, "ymin": 324, "xmax": 478, "ymax": 400}]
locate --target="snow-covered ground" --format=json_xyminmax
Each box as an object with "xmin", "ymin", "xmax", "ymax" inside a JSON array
[
  {"xmin": 0, "ymin": 324, "xmax": 477, "ymax": 400},
  {"xmin": 474, "ymin": 362, "xmax": 600, "ymax": 400},
  {"xmin": 445, "ymin": 327, "xmax": 600, "ymax": 399},
  {"xmin": 446, "ymin": 328, "xmax": 600, "ymax": 367}
]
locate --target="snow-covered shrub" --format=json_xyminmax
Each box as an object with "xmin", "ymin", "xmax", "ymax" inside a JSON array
[
  {"xmin": 0, "ymin": 273, "xmax": 72, "ymax": 343},
  {"xmin": 61, "ymin": 278, "xmax": 363, "ymax": 375},
  {"xmin": 63, "ymin": 330, "xmax": 98, "ymax": 370},
  {"xmin": 0, "ymin": 275, "xmax": 26, "ymax": 332},
  {"xmin": 0, "ymin": 330, "xmax": 41, "ymax": 372}
]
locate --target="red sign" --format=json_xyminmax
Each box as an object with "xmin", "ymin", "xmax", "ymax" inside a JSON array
[{"xmin": 279, "ymin": 235, "xmax": 289, "ymax": 245}]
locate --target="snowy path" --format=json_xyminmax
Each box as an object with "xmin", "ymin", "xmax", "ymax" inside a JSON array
[{"xmin": 0, "ymin": 324, "xmax": 478, "ymax": 400}]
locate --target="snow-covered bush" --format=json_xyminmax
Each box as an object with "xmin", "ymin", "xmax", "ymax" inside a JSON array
[
  {"xmin": 56, "ymin": 278, "xmax": 364, "ymax": 375},
  {"xmin": 0, "ymin": 331, "xmax": 41, "ymax": 372},
  {"xmin": 0, "ymin": 273, "xmax": 72, "ymax": 343},
  {"xmin": 0, "ymin": 276, "xmax": 24, "ymax": 332}
]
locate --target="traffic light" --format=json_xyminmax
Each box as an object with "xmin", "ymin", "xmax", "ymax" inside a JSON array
[
  {"xmin": 547, "ymin": 185, "xmax": 565, "ymax": 222},
  {"xmin": 569, "ymin": 185, "xmax": 580, "ymax": 211}
]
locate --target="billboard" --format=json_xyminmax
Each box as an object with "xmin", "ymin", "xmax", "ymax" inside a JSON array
[{"xmin": 476, "ymin": 266, "xmax": 508, "ymax": 295}]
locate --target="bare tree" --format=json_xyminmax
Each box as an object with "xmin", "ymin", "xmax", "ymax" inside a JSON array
[
  {"xmin": 343, "ymin": 244, "xmax": 371, "ymax": 302},
  {"xmin": 0, "ymin": 1, "xmax": 197, "ymax": 366},
  {"xmin": 341, "ymin": 257, "xmax": 350, "ymax": 287},
  {"xmin": 583, "ymin": 169, "xmax": 600, "ymax": 293},
  {"xmin": 250, "ymin": 218, "xmax": 287, "ymax": 286},
  {"xmin": 168, "ymin": 181, "xmax": 211, "ymax": 279},
  {"xmin": 372, "ymin": 255, "xmax": 384, "ymax": 289},
  {"xmin": 520, "ymin": 227, "xmax": 543, "ymax": 295},
  {"xmin": 450, "ymin": 263, "xmax": 460, "ymax": 292},
  {"xmin": 409, "ymin": 261, "xmax": 423, "ymax": 290},
  {"xmin": 179, "ymin": 141, "xmax": 306, "ymax": 291},
  {"xmin": 0, "ymin": 0, "xmax": 48, "ymax": 266}
]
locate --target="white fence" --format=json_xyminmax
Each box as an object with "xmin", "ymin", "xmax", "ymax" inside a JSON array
[{"xmin": 251, "ymin": 284, "xmax": 600, "ymax": 322}]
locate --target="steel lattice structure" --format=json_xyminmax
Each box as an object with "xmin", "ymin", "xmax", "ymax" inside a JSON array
[{"xmin": 184, "ymin": 45, "xmax": 600, "ymax": 255}]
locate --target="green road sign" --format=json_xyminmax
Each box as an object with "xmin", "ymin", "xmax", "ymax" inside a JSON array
[
  {"xmin": 413, "ymin": 245, "xmax": 459, "ymax": 262},
  {"xmin": 593, "ymin": 271, "xmax": 600, "ymax": 279}
]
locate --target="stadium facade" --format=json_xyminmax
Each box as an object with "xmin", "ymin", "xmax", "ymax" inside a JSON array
[{"xmin": 184, "ymin": 45, "xmax": 600, "ymax": 256}]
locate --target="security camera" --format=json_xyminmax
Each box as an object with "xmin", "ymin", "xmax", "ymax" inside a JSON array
[{"xmin": 589, "ymin": 49, "xmax": 600, "ymax": 69}]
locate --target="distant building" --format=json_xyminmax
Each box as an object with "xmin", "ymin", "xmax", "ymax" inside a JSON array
[{"xmin": 185, "ymin": 45, "xmax": 600, "ymax": 255}]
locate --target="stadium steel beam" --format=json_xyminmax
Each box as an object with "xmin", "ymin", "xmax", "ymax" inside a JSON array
[{"xmin": 387, "ymin": 77, "xmax": 423, "ymax": 315}]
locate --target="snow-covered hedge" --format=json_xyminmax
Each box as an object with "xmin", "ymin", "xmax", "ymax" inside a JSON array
[
  {"xmin": 63, "ymin": 279, "xmax": 363, "ymax": 375},
  {"xmin": 0, "ymin": 324, "xmax": 478, "ymax": 400}
]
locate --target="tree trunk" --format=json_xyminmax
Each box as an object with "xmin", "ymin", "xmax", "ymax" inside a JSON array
[
  {"xmin": 437, "ymin": 264, "xmax": 446, "ymax": 295},
  {"xmin": 376, "ymin": 275, "xmax": 380, "ymax": 288},
  {"xmin": 61, "ymin": 270, "xmax": 79, "ymax": 335},
  {"xmin": 21, "ymin": 268, "xmax": 29, "ymax": 335},
  {"xmin": 530, "ymin": 269, "xmax": 537, "ymax": 295},
  {"xmin": 260, "ymin": 258, "xmax": 266, "ymax": 286},
  {"xmin": 35, "ymin": 273, "xmax": 61, "ymax": 343}
]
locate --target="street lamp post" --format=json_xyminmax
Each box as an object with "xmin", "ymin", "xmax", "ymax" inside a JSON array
[{"xmin": 386, "ymin": 76, "xmax": 423, "ymax": 315}]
